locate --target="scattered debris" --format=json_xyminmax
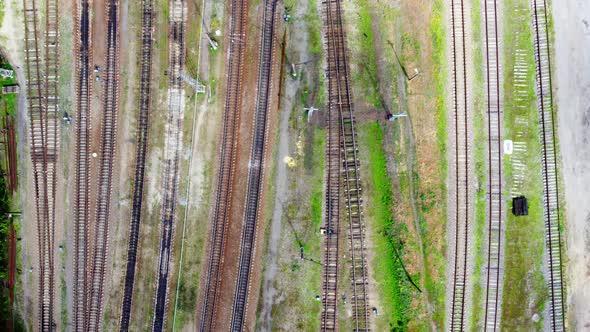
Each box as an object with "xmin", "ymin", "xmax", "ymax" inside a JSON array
[
  {"xmin": 387, "ymin": 112, "xmax": 407, "ymax": 122},
  {"xmin": 63, "ymin": 112, "xmax": 72, "ymax": 125},
  {"xmin": 512, "ymin": 196, "xmax": 528, "ymax": 216},
  {"xmin": 372, "ymin": 307, "xmax": 379, "ymax": 316},
  {"xmin": 503, "ymin": 139, "xmax": 513, "ymax": 155},
  {"xmin": 0, "ymin": 68, "xmax": 14, "ymax": 79},
  {"xmin": 304, "ymin": 106, "xmax": 317, "ymax": 122},
  {"xmin": 206, "ymin": 33, "xmax": 219, "ymax": 51},
  {"xmin": 1, "ymin": 84, "xmax": 20, "ymax": 94},
  {"xmin": 180, "ymin": 72, "xmax": 206, "ymax": 93}
]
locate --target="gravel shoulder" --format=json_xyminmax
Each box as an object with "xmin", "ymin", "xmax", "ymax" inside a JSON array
[{"xmin": 552, "ymin": 0, "xmax": 590, "ymax": 329}]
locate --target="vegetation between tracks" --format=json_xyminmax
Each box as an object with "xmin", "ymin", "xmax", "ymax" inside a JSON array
[
  {"xmin": 269, "ymin": 124, "xmax": 324, "ymax": 331},
  {"xmin": 341, "ymin": 0, "xmax": 450, "ymax": 329},
  {"xmin": 500, "ymin": 0, "xmax": 548, "ymax": 328},
  {"xmin": 359, "ymin": 122, "xmax": 414, "ymax": 331},
  {"xmin": 468, "ymin": 0, "xmax": 489, "ymax": 329}
]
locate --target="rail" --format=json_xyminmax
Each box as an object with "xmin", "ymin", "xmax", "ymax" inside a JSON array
[
  {"xmin": 86, "ymin": 0, "xmax": 121, "ymax": 330},
  {"xmin": 483, "ymin": 0, "xmax": 504, "ymax": 330},
  {"xmin": 530, "ymin": 0, "xmax": 565, "ymax": 330},
  {"xmin": 22, "ymin": 0, "xmax": 56, "ymax": 328},
  {"xmin": 151, "ymin": 0, "xmax": 186, "ymax": 330},
  {"xmin": 449, "ymin": 0, "xmax": 471, "ymax": 330},
  {"xmin": 321, "ymin": 0, "xmax": 370, "ymax": 330},
  {"xmin": 119, "ymin": 0, "xmax": 154, "ymax": 330},
  {"xmin": 198, "ymin": 0, "xmax": 247, "ymax": 330},
  {"xmin": 73, "ymin": 0, "xmax": 92, "ymax": 329},
  {"xmin": 229, "ymin": 0, "xmax": 278, "ymax": 330}
]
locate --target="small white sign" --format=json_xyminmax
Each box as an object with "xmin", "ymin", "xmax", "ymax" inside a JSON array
[{"xmin": 504, "ymin": 140, "xmax": 513, "ymax": 155}]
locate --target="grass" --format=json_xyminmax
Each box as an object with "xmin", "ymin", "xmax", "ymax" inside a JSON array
[
  {"xmin": 359, "ymin": 121, "xmax": 415, "ymax": 331},
  {"xmin": 60, "ymin": 243, "xmax": 68, "ymax": 331},
  {"xmin": 500, "ymin": 0, "xmax": 549, "ymax": 329},
  {"xmin": 0, "ymin": 0, "xmax": 4, "ymax": 27},
  {"xmin": 468, "ymin": 0, "xmax": 488, "ymax": 329},
  {"xmin": 348, "ymin": 0, "xmax": 382, "ymax": 109},
  {"xmin": 426, "ymin": 0, "xmax": 448, "ymax": 328},
  {"xmin": 430, "ymin": 0, "xmax": 447, "ymax": 164},
  {"xmin": 304, "ymin": 0, "xmax": 322, "ymax": 56}
]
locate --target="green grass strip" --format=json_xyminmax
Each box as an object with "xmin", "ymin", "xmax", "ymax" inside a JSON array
[{"xmin": 360, "ymin": 122, "xmax": 414, "ymax": 331}]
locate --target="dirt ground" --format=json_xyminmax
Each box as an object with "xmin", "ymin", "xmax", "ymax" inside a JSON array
[{"xmin": 553, "ymin": 0, "xmax": 590, "ymax": 329}]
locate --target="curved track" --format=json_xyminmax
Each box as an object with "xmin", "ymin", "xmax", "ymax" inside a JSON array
[
  {"xmin": 151, "ymin": 1, "xmax": 186, "ymax": 330},
  {"xmin": 198, "ymin": 0, "xmax": 247, "ymax": 330},
  {"xmin": 321, "ymin": 0, "xmax": 370, "ymax": 330},
  {"xmin": 119, "ymin": 0, "xmax": 154, "ymax": 330},
  {"xmin": 229, "ymin": 0, "xmax": 278, "ymax": 330},
  {"xmin": 530, "ymin": 0, "xmax": 565, "ymax": 330}
]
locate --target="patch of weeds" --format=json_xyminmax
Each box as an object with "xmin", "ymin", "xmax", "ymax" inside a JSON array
[{"xmin": 360, "ymin": 122, "xmax": 416, "ymax": 331}]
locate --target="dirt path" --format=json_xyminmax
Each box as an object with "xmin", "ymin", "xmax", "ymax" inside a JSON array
[{"xmin": 552, "ymin": 1, "xmax": 590, "ymax": 329}]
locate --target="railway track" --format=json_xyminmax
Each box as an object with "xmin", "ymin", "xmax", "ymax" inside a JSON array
[
  {"xmin": 23, "ymin": 0, "xmax": 59, "ymax": 328},
  {"xmin": 119, "ymin": 0, "xmax": 154, "ymax": 330},
  {"xmin": 482, "ymin": 0, "xmax": 504, "ymax": 330},
  {"xmin": 86, "ymin": 0, "xmax": 121, "ymax": 330},
  {"xmin": 229, "ymin": 0, "xmax": 278, "ymax": 330},
  {"xmin": 449, "ymin": 0, "xmax": 471, "ymax": 330},
  {"xmin": 198, "ymin": 0, "xmax": 247, "ymax": 330},
  {"xmin": 321, "ymin": 0, "xmax": 370, "ymax": 330},
  {"xmin": 151, "ymin": 1, "xmax": 186, "ymax": 330},
  {"xmin": 530, "ymin": 0, "xmax": 565, "ymax": 330},
  {"xmin": 73, "ymin": 0, "xmax": 92, "ymax": 329}
]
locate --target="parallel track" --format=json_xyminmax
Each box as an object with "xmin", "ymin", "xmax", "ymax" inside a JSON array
[
  {"xmin": 449, "ymin": 0, "xmax": 470, "ymax": 330},
  {"xmin": 119, "ymin": 0, "xmax": 154, "ymax": 330},
  {"xmin": 151, "ymin": 1, "xmax": 186, "ymax": 330},
  {"xmin": 23, "ymin": 0, "xmax": 58, "ymax": 328},
  {"xmin": 198, "ymin": 0, "xmax": 247, "ymax": 330},
  {"xmin": 482, "ymin": 0, "xmax": 504, "ymax": 330},
  {"xmin": 530, "ymin": 0, "xmax": 565, "ymax": 330},
  {"xmin": 321, "ymin": 0, "xmax": 369, "ymax": 330},
  {"xmin": 229, "ymin": 0, "xmax": 278, "ymax": 330},
  {"xmin": 87, "ymin": 0, "xmax": 121, "ymax": 330},
  {"xmin": 73, "ymin": 0, "xmax": 92, "ymax": 329}
]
